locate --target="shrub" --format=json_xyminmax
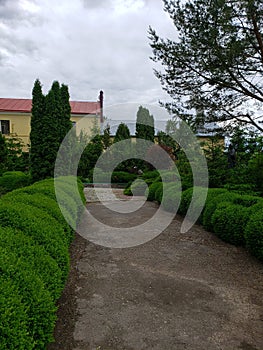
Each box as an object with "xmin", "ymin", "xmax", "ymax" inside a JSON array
[
  {"xmin": 0, "ymin": 247, "xmax": 56, "ymax": 348},
  {"xmin": 202, "ymin": 190, "xmax": 238, "ymax": 231},
  {"xmin": 244, "ymin": 209, "xmax": 263, "ymax": 261},
  {"xmin": 2, "ymin": 192, "xmax": 73, "ymax": 244},
  {"xmin": 211, "ymin": 203, "xmax": 251, "ymax": 246},
  {"xmin": 146, "ymin": 182, "xmax": 162, "ymax": 201},
  {"xmin": 231, "ymin": 194, "xmax": 263, "ymax": 208},
  {"xmin": 0, "ymin": 277, "xmax": 34, "ymax": 349},
  {"xmin": 0, "ymin": 171, "xmax": 31, "ymax": 195},
  {"xmin": 223, "ymin": 183, "xmax": 259, "ymax": 196},
  {"xmin": 161, "ymin": 183, "xmax": 181, "ymax": 213},
  {"xmin": 159, "ymin": 170, "xmax": 178, "ymax": 183},
  {"xmin": 130, "ymin": 179, "xmax": 149, "ymax": 196},
  {"xmin": 203, "ymin": 190, "xmax": 263, "ymax": 232},
  {"xmin": 0, "ymin": 227, "xmax": 63, "ymax": 300},
  {"xmin": 142, "ymin": 170, "xmax": 160, "ymax": 180},
  {"xmin": 0, "ymin": 176, "xmax": 83, "ymax": 348},
  {"xmin": 0, "ymin": 201, "xmax": 69, "ymax": 279},
  {"xmin": 14, "ymin": 178, "xmax": 85, "ymax": 230},
  {"xmin": 123, "ymin": 187, "xmax": 132, "ymax": 196},
  {"xmin": 111, "ymin": 171, "xmax": 137, "ymax": 184},
  {"xmin": 179, "ymin": 187, "xmax": 208, "ymax": 223},
  {"xmin": 154, "ymin": 182, "xmax": 164, "ymax": 203}
]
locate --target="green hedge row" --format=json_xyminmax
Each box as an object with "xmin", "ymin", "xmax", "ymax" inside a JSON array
[
  {"xmin": 145, "ymin": 182, "xmax": 263, "ymax": 261},
  {"xmin": 0, "ymin": 171, "xmax": 32, "ymax": 196},
  {"xmin": 0, "ymin": 176, "xmax": 85, "ymax": 349}
]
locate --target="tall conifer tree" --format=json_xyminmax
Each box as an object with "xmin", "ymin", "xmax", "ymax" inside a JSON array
[
  {"xmin": 135, "ymin": 106, "xmax": 155, "ymax": 142},
  {"xmin": 30, "ymin": 79, "xmax": 72, "ymax": 181},
  {"xmin": 30, "ymin": 79, "xmax": 45, "ymax": 181}
]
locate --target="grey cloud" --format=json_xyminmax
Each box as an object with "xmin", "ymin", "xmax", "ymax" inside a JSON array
[
  {"xmin": 0, "ymin": 0, "xmax": 40, "ymax": 26},
  {"xmin": 0, "ymin": 27, "xmax": 38, "ymax": 59},
  {"xmin": 0, "ymin": 0, "xmax": 21, "ymax": 20},
  {"xmin": 81, "ymin": 0, "xmax": 114, "ymax": 10},
  {"xmin": 0, "ymin": 0, "xmax": 173, "ymax": 110}
]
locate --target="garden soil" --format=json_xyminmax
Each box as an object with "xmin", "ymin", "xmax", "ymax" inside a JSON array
[{"xmin": 48, "ymin": 188, "xmax": 263, "ymax": 350}]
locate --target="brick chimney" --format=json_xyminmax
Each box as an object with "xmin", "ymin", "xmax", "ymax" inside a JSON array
[
  {"xmin": 99, "ymin": 90, "xmax": 104, "ymax": 134},
  {"xmin": 99, "ymin": 90, "xmax": 104, "ymax": 123}
]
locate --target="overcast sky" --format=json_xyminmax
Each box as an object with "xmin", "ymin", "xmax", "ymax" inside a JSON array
[{"xmin": 0, "ymin": 0, "xmax": 177, "ymax": 119}]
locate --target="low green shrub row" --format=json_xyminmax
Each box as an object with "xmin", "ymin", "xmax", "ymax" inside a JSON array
[
  {"xmin": 124, "ymin": 169, "xmax": 179, "ymax": 198},
  {"xmin": 145, "ymin": 182, "xmax": 263, "ymax": 261},
  {"xmin": 87, "ymin": 169, "xmax": 137, "ymax": 184},
  {"xmin": 0, "ymin": 176, "xmax": 85, "ymax": 349},
  {"xmin": 0, "ymin": 171, "xmax": 32, "ymax": 196}
]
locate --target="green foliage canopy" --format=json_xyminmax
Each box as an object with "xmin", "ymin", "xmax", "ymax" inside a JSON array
[
  {"xmin": 135, "ymin": 106, "xmax": 155, "ymax": 142},
  {"xmin": 30, "ymin": 79, "xmax": 72, "ymax": 181},
  {"xmin": 149, "ymin": 0, "xmax": 263, "ymax": 132}
]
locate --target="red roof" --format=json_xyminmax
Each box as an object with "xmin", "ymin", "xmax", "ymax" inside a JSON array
[{"xmin": 0, "ymin": 98, "xmax": 101, "ymax": 115}]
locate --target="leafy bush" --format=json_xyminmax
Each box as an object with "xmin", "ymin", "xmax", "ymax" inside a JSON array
[
  {"xmin": 129, "ymin": 179, "xmax": 149, "ymax": 196},
  {"xmin": 179, "ymin": 187, "xmax": 208, "ymax": 223},
  {"xmin": 111, "ymin": 171, "xmax": 137, "ymax": 184},
  {"xmin": 0, "ymin": 277, "xmax": 35, "ymax": 349},
  {"xmin": 202, "ymin": 190, "xmax": 238, "ymax": 231},
  {"xmin": 0, "ymin": 171, "xmax": 31, "ymax": 195},
  {"xmin": 211, "ymin": 203, "xmax": 251, "ymax": 245},
  {"xmin": 152, "ymin": 170, "xmax": 178, "ymax": 183},
  {"xmin": 245, "ymin": 209, "xmax": 263, "ymax": 261},
  {"xmin": 203, "ymin": 191, "xmax": 263, "ymax": 232},
  {"xmin": 0, "ymin": 176, "xmax": 84, "ymax": 348},
  {"xmin": 0, "ymin": 247, "xmax": 56, "ymax": 348},
  {"xmin": 154, "ymin": 182, "xmax": 164, "ymax": 203},
  {"xmin": 231, "ymin": 194, "xmax": 263, "ymax": 207},
  {"xmin": 161, "ymin": 183, "xmax": 181, "ymax": 213},
  {"xmin": 0, "ymin": 227, "xmax": 63, "ymax": 300},
  {"xmin": 123, "ymin": 186, "xmax": 132, "ymax": 196},
  {"xmin": 2, "ymin": 192, "xmax": 73, "ymax": 244},
  {"xmin": 146, "ymin": 182, "xmax": 162, "ymax": 201},
  {"xmin": 142, "ymin": 170, "xmax": 160, "ymax": 180},
  {"xmin": 247, "ymin": 153, "xmax": 263, "ymax": 195},
  {"xmin": 223, "ymin": 183, "xmax": 259, "ymax": 196},
  {"xmin": 13, "ymin": 177, "xmax": 85, "ymax": 230},
  {"xmin": 0, "ymin": 201, "xmax": 69, "ymax": 280}
]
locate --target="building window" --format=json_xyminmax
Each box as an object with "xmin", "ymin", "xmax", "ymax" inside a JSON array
[{"xmin": 0, "ymin": 120, "xmax": 10, "ymax": 134}]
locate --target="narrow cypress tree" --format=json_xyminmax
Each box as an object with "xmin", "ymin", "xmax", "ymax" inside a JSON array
[
  {"xmin": 30, "ymin": 79, "xmax": 73, "ymax": 181},
  {"xmin": 41, "ymin": 89, "xmax": 60, "ymax": 178},
  {"xmin": 135, "ymin": 106, "xmax": 155, "ymax": 142},
  {"xmin": 60, "ymin": 84, "xmax": 72, "ymax": 142},
  {"xmin": 30, "ymin": 79, "xmax": 45, "ymax": 181},
  {"xmin": 114, "ymin": 123, "xmax": 131, "ymax": 143}
]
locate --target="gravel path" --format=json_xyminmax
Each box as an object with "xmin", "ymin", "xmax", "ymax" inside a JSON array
[{"xmin": 49, "ymin": 188, "xmax": 263, "ymax": 350}]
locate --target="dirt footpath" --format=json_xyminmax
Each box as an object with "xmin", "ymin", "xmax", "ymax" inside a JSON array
[{"xmin": 49, "ymin": 189, "xmax": 263, "ymax": 350}]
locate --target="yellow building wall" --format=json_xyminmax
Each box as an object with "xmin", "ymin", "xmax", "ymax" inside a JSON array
[
  {"xmin": 71, "ymin": 115, "xmax": 99, "ymax": 137},
  {"xmin": 0, "ymin": 112, "xmax": 31, "ymax": 148},
  {"xmin": 0, "ymin": 112, "xmax": 100, "ymax": 151}
]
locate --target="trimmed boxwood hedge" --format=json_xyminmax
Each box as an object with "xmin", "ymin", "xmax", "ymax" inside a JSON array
[
  {"xmin": 0, "ymin": 176, "xmax": 85, "ymax": 349},
  {"xmin": 0, "ymin": 277, "xmax": 35, "ymax": 349},
  {"xmin": 2, "ymin": 192, "xmax": 74, "ymax": 244},
  {"xmin": 0, "ymin": 227, "xmax": 63, "ymax": 300},
  {"xmin": 0, "ymin": 201, "xmax": 70, "ymax": 278},
  {"xmin": 143, "ymin": 180, "xmax": 263, "ymax": 261},
  {"xmin": 245, "ymin": 209, "xmax": 263, "ymax": 261},
  {"xmin": 111, "ymin": 171, "xmax": 137, "ymax": 184},
  {"xmin": 154, "ymin": 182, "xmax": 164, "ymax": 203},
  {"xmin": 0, "ymin": 171, "xmax": 31, "ymax": 195},
  {"xmin": 146, "ymin": 181, "xmax": 162, "ymax": 201},
  {"xmin": 211, "ymin": 203, "xmax": 251, "ymax": 246},
  {"xmin": 161, "ymin": 183, "xmax": 181, "ymax": 213},
  {"xmin": 0, "ymin": 247, "xmax": 56, "ymax": 349},
  {"xmin": 202, "ymin": 190, "xmax": 238, "ymax": 231}
]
